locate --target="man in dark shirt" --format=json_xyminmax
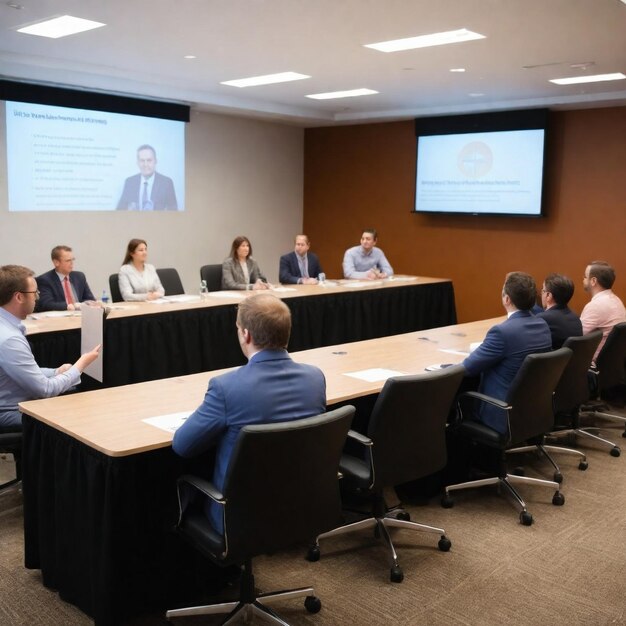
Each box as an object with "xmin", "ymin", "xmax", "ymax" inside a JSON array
[{"xmin": 535, "ymin": 273, "xmax": 582, "ymax": 349}]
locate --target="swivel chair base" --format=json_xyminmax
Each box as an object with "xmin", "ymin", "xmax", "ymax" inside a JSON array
[
  {"xmin": 166, "ymin": 560, "xmax": 321, "ymax": 625},
  {"xmin": 442, "ymin": 473, "xmax": 564, "ymax": 527},
  {"xmin": 308, "ymin": 506, "xmax": 451, "ymax": 583},
  {"xmin": 506, "ymin": 442, "xmax": 588, "ymax": 483}
]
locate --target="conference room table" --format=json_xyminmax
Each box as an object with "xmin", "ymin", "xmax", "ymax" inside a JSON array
[
  {"xmin": 24, "ymin": 276, "xmax": 456, "ymax": 387},
  {"xmin": 19, "ymin": 316, "xmax": 498, "ymax": 626}
]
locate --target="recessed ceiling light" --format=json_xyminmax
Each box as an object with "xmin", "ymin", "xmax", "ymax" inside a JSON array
[
  {"xmin": 364, "ymin": 29, "xmax": 485, "ymax": 53},
  {"xmin": 221, "ymin": 72, "xmax": 310, "ymax": 88},
  {"xmin": 549, "ymin": 72, "xmax": 625, "ymax": 85},
  {"xmin": 450, "ymin": 68, "xmax": 466, "ymax": 73},
  {"xmin": 468, "ymin": 92, "xmax": 484, "ymax": 97},
  {"xmin": 306, "ymin": 88, "xmax": 378, "ymax": 100},
  {"xmin": 184, "ymin": 55, "xmax": 197, "ymax": 60},
  {"xmin": 16, "ymin": 15, "xmax": 106, "ymax": 39}
]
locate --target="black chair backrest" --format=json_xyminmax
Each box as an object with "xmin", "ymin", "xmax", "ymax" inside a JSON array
[
  {"xmin": 506, "ymin": 347, "xmax": 572, "ymax": 444},
  {"xmin": 366, "ymin": 366, "xmax": 465, "ymax": 489},
  {"xmin": 595, "ymin": 322, "xmax": 626, "ymax": 393},
  {"xmin": 156, "ymin": 268, "xmax": 184, "ymax": 296},
  {"xmin": 200, "ymin": 264, "xmax": 223, "ymax": 292},
  {"xmin": 554, "ymin": 330, "xmax": 603, "ymax": 414},
  {"xmin": 222, "ymin": 405, "xmax": 354, "ymax": 559},
  {"xmin": 108, "ymin": 273, "xmax": 123, "ymax": 303}
]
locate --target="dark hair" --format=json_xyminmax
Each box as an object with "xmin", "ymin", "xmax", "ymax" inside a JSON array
[
  {"xmin": 544, "ymin": 273, "xmax": 575, "ymax": 306},
  {"xmin": 588, "ymin": 260, "xmax": 615, "ymax": 289},
  {"xmin": 0, "ymin": 265, "xmax": 34, "ymax": 306},
  {"xmin": 362, "ymin": 228, "xmax": 378, "ymax": 240},
  {"xmin": 137, "ymin": 144, "xmax": 156, "ymax": 159},
  {"xmin": 123, "ymin": 238, "xmax": 148, "ymax": 265},
  {"xmin": 237, "ymin": 294, "xmax": 291, "ymax": 349},
  {"xmin": 51, "ymin": 245, "xmax": 72, "ymax": 261},
  {"xmin": 230, "ymin": 236, "xmax": 252, "ymax": 261},
  {"xmin": 503, "ymin": 272, "xmax": 537, "ymax": 311}
]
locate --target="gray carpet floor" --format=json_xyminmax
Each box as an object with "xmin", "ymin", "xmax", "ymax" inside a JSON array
[{"xmin": 2, "ymin": 419, "xmax": 626, "ymax": 625}]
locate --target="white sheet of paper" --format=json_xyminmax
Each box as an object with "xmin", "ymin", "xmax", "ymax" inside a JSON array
[
  {"xmin": 389, "ymin": 276, "xmax": 417, "ymax": 282},
  {"xmin": 344, "ymin": 368, "xmax": 406, "ymax": 382},
  {"xmin": 439, "ymin": 348, "xmax": 470, "ymax": 356},
  {"xmin": 142, "ymin": 411, "xmax": 193, "ymax": 433},
  {"xmin": 207, "ymin": 291, "xmax": 247, "ymax": 299},
  {"xmin": 164, "ymin": 294, "xmax": 200, "ymax": 303},
  {"xmin": 344, "ymin": 280, "xmax": 383, "ymax": 288},
  {"xmin": 81, "ymin": 305, "xmax": 104, "ymax": 382},
  {"xmin": 43, "ymin": 310, "xmax": 80, "ymax": 318},
  {"xmin": 271, "ymin": 287, "xmax": 297, "ymax": 292}
]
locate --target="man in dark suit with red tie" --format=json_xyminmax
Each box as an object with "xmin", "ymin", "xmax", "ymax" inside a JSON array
[
  {"xmin": 116, "ymin": 144, "xmax": 178, "ymax": 211},
  {"xmin": 36, "ymin": 246, "xmax": 95, "ymax": 312}
]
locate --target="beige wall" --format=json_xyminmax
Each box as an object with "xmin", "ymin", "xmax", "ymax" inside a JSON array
[
  {"xmin": 303, "ymin": 107, "xmax": 626, "ymax": 322},
  {"xmin": 0, "ymin": 105, "xmax": 304, "ymax": 296}
]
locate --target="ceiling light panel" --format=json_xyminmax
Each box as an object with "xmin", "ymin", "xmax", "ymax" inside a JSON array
[
  {"xmin": 16, "ymin": 15, "xmax": 106, "ymax": 39},
  {"xmin": 221, "ymin": 72, "xmax": 310, "ymax": 88},
  {"xmin": 364, "ymin": 29, "xmax": 485, "ymax": 53},
  {"xmin": 306, "ymin": 89, "xmax": 378, "ymax": 100},
  {"xmin": 549, "ymin": 72, "xmax": 626, "ymax": 85}
]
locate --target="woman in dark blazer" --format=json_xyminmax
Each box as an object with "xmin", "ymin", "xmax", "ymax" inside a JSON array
[{"xmin": 221, "ymin": 236, "xmax": 270, "ymax": 291}]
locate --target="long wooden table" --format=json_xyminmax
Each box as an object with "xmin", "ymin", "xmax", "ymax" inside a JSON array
[
  {"xmin": 20, "ymin": 317, "xmax": 497, "ymax": 625},
  {"xmin": 25, "ymin": 277, "xmax": 456, "ymax": 387}
]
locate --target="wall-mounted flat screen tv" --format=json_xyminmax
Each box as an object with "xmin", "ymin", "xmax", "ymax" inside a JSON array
[{"xmin": 414, "ymin": 109, "xmax": 548, "ymax": 217}]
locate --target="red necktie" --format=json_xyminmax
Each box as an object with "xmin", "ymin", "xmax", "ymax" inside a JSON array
[{"xmin": 63, "ymin": 276, "xmax": 74, "ymax": 305}]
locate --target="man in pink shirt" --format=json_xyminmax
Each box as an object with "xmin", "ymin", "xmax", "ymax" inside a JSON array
[{"xmin": 580, "ymin": 260, "xmax": 626, "ymax": 362}]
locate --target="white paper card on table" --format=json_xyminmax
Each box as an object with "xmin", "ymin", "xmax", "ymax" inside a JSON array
[
  {"xmin": 271, "ymin": 287, "xmax": 297, "ymax": 292},
  {"xmin": 142, "ymin": 412, "xmax": 193, "ymax": 433},
  {"xmin": 207, "ymin": 291, "xmax": 247, "ymax": 299},
  {"xmin": 389, "ymin": 276, "xmax": 417, "ymax": 282},
  {"xmin": 440, "ymin": 348, "xmax": 470, "ymax": 356},
  {"xmin": 164, "ymin": 295, "xmax": 200, "ymax": 303},
  {"xmin": 344, "ymin": 368, "xmax": 406, "ymax": 382},
  {"xmin": 344, "ymin": 280, "xmax": 383, "ymax": 288},
  {"xmin": 43, "ymin": 310, "xmax": 80, "ymax": 318},
  {"xmin": 81, "ymin": 304, "xmax": 104, "ymax": 382}
]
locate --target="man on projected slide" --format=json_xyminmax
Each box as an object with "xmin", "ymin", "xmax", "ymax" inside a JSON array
[{"xmin": 117, "ymin": 144, "xmax": 178, "ymax": 211}]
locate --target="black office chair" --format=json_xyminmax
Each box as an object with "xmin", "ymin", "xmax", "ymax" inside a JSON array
[
  {"xmin": 156, "ymin": 267, "xmax": 185, "ymax": 296},
  {"xmin": 200, "ymin": 264, "xmax": 223, "ymax": 292},
  {"xmin": 442, "ymin": 348, "xmax": 572, "ymax": 526},
  {"xmin": 0, "ymin": 428, "xmax": 22, "ymax": 492},
  {"xmin": 507, "ymin": 331, "xmax": 604, "ymax": 478},
  {"xmin": 582, "ymin": 322, "xmax": 626, "ymax": 439},
  {"xmin": 165, "ymin": 405, "xmax": 355, "ymax": 625},
  {"xmin": 308, "ymin": 367, "xmax": 465, "ymax": 583},
  {"xmin": 108, "ymin": 273, "xmax": 123, "ymax": 303}
]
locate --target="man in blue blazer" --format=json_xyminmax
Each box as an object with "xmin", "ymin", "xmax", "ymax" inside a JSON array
[
  {"xmin": 36, "ymin": 246, "xmax": 95, "ymax": 312},
  {"xmin": 172, "ymin": 293, "xmax": 326, "ymax": 533},
  {"xmin": 116, "ymin": 144, "xmax": 178, "ymax": 211},
  {"xmin": 462, "ymin": 272, "xmax": 552, "ymax": 434},
  {"xmin": 279, "ymin": 234, "xmax": 323, "ymax": 284},
  {"xmin": 535, "ymin": 273, "xmax": 582, "ymax": 349}
]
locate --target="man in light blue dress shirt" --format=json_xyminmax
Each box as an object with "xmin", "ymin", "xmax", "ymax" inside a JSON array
[
  {"xmin": 342, "ymin": 228, "xmax": 394, "ymax": 279},
  {"xmin": 0, "ymin": 265, "xmax": 100, "ymax": 430}
]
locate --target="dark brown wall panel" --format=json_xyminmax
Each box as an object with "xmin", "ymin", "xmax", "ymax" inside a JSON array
[{"xmin": 303, "ymin": 107, "xmax": 626, "ymax": 322}]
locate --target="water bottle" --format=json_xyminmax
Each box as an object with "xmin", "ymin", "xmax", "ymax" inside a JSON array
[
  {"xmin": 318, "ymin": 273, "xmax": 326, "ymax": 284},
  {"xmin": 101, "ymin": 289, "xmax": 110, "ymax": 305},
  {"xmin": 199, "ymin": 280, "xmax": 209, "ymax": 300}
]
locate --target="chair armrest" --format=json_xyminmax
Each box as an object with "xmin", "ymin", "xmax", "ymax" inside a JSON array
[
  {"xmin": 347, "ymin": 429, "xmax": 373, "ymax": 447},
  {"xmin": 178, "ymin": 474, "xmax": 225, "ymax": 504},
  {"xmin": 460, "ymin": 390, "xmax": 511, "ymax": 411}
]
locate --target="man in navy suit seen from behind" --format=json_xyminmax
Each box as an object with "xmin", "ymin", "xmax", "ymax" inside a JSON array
[
  {"xmin": 172, "ymin": 293, "xmax": 326, "ymax": 533},
  {"xmin": 36, "ymin": 245, "xmax": 95, "ymax": 312},
  {"xmin": 116, "ymin": 144, "xmax": 178, "ymax": 211},
  {"xmin": 279, "ymin": 234, "xmax": 323, "ymax": 284},
  {"xmin": 462, "ymin": 272, "xmax": 552, "ymax": 434},
  {"xmin": 535, "ymin": 273, "xmax": 582, "ymax": 349}
]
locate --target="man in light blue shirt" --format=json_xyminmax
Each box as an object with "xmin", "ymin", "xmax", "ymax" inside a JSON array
[
  {"xmin": 0, "ymin": 265, "xmax": 100, "ymax": 430},
  {"xmin": 342, "ymin": 228, "xmax": 394, "ymax": 279}
]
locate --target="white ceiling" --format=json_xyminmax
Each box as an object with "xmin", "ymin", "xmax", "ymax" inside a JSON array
[{"xmin": 1, "ymin": 0, "xmax": 625, "ymax": 127}]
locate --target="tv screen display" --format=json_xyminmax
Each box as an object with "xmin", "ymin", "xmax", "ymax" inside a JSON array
[{"xmin": 414, "ymin": 109, "xmax": 548, "ymax": 217}]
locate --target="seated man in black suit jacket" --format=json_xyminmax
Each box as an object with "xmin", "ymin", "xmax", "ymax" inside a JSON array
[
  {"xmin": 116, "ymin": 144, "xmax": 178, "ymax": 211},
  {"xmin": 535, "ymin": 273, "xmax": 582, "ymax": 349},
  {"xmin": 36, "ymin": 245, "xmax": 95, "ymax": 312},
  {"xmin": 278, "ymin": 234, "xmax": 323, "ymax": 284}
]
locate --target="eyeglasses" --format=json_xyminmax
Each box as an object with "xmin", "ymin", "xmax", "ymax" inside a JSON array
[{"xmin": 19, "ymin": 290, "xmax": 40, "ymax": 299}]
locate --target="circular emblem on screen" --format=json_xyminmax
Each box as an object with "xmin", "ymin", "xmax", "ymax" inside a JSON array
[{"xmin": 457, "ymin": 141, "xmax": 493, "ymax": 178}]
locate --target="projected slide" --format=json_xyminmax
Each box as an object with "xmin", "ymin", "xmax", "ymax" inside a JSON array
[
  {"xmin": 415, "ymin": 129, "xmax": 545, "ymax": 216},
  {"xmin": 6, "ymin": 101, "xmax": 185, "ymax": 211}
]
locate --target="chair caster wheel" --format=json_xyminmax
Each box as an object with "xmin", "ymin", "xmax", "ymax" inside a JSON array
[
  {"xmin": 305, "ymin": 595, "xmax": 321, "ymax": 613},
  {"xmin": 390, "ymin": 566, "xmax": 404, "ymax": 583},
  {"xmin": 553, "ymin": 471, "xmax": 563, "ymax": 484},
  {"xmin": 396, "ymin": 510, "xmax": 410, "ymax": 522},
  {"xmin": 552, "ymin": 491, "xmax": 565, "ymax": 506},
  {"xmin": 513, "ymin": 466, "xmax": 525, "ymax": 476},
  {"xmin": 622, "ymin": 430, "xmax": 626, "ymax": 438},
  {"xmin": 438, "ymin": 536, "xmax": 451, "ymax": 552},
  {"xmin": 441, "ymin": 494, "xmax": 454, "ymax": 508},
  {"xmin": 520, "ymin": 511, "xmax": 533, "ymax": 526},
  {"xmin": 610, "ymin": 447, "xmax": 621, "ymax": 457},
  {"xmin": 578, "ymin": 460, "xmax": 588, "ymax": 471},
  {"xmin": 306, "ymin": 546, "xmax": 320, "ymax": 562}
]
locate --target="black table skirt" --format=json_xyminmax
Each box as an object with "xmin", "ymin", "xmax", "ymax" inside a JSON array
[{"xmin": 29, "ymin": 281, "xmax": 456, "ymax": 387}]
